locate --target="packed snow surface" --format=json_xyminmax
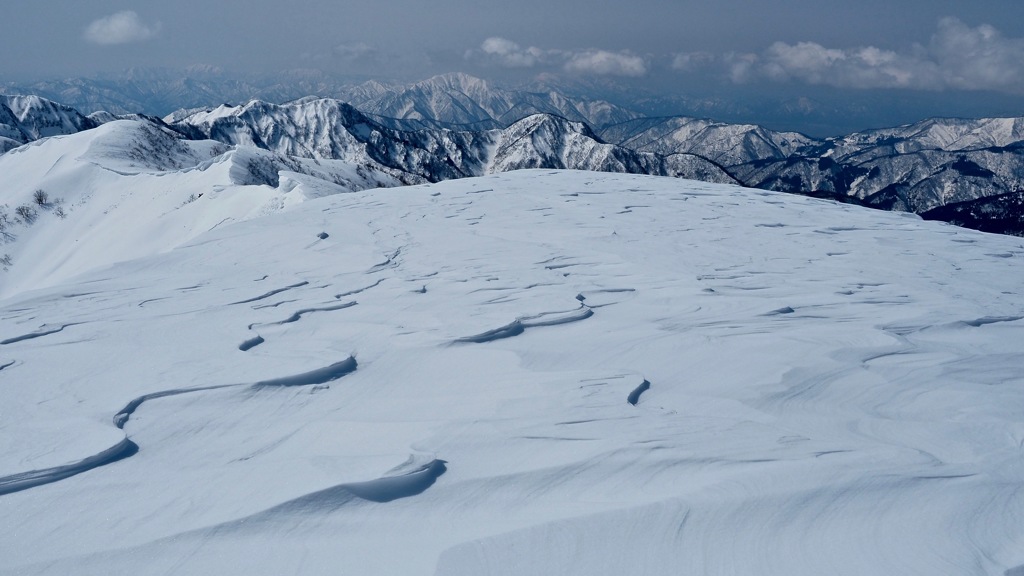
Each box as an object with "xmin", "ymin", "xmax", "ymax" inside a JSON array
[{"xmin": 1, "ymin": 170, "xmax": 1024, "ymax": 575}]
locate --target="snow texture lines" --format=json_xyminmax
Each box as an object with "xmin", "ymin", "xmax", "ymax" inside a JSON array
[
  {"xmin": 0, "ymin": 438, "xmax": 138, "ymax": 496},
  {"xmin": 261, "ymin": 458, "xmax": 447, "ymax": 509},
  {"xmin": 0, "ymin": 323, "xmax": 80, "ymax": 345},
  {"xmin": 454, "ymin": 304, "xmax": 593, "ymax": 343},
  {"xmin": 250, "ymin": 356, "xmax": 357, "ymax": 389},
  {"xmin": 0, "ymin": 358, "xmax": 359, "ymax": 498},
  {"xmin": 229, "ymin": 281, "xmax": 309, "ymax": 305},
  {"xmin": 249, "ymin": 301, "xmax": 357, "ymax": 329}
]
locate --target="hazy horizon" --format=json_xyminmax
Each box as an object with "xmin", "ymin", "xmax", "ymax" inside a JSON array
[{"xmin": 4, "ymin": 1, "xmax": 1024, "ymax": 135}]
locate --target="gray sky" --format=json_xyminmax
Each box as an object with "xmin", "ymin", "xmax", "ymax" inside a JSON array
[{"xmin": 5, "ymin": 1, "xmax": 1024, "ymax": 131}]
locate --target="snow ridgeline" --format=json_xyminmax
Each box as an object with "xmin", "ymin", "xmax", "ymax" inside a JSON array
[
  {"xmin": 7, "ymin": 83, "xmax": 1024, "ymax": 235},
  {"xmin": 1, "ymin": 170, "xmax": 1023, "ymax": 575},
  {"xmin": 0, "ymin": 118, "xmax": 408, "ymax": 297},
  {"xmin": 0, "ymin": 105, "xmax": 736, "ymax": 297}
]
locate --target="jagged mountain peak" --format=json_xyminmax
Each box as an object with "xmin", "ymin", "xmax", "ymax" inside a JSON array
[
  {"xmin": 345, "ymin": 79, "xmax": 394, "ymax": 102},
  {"xmin": 505, "ymin": 113, "xmax": 602, "ymax": 142},
  {"xmin": 413, "ymin": 72, "xmax": 493, "ymax": 93},
  {"xmin": 0, "ymin": 94, "xmax": 98, "ymax": 152}
]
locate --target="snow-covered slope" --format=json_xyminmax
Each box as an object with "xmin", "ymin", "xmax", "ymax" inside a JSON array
[
  {"xmin": 1, "ymin": 169, "xmax": 1023, "ymax": 575},
  {"xmin": 0, "ymin": 119, "xmax": 404, "ymax": 297},
  {"xmin": 0, "ymin": 108, "xmax": 731, "ymax": 296}
]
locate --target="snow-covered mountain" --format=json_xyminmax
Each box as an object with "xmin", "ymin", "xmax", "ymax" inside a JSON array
[
  {"xmin": 733, "ymin": 118, "xmax": 1024, "ymax": 213},
  {"xmin": 168, "ymin": 99, "xmax": 735, "ymax": 184},
  {"xmin": 0, "ymin": 106, "xmax": 736, "ymax": 295},
  {"xmin": 166, "ymin": 98, "xmax": 1024, "ymax": 213},
  {"xmin": 169, "ymin": 98, "xmax": 482, "ymax": 183},
  {"xmin": 0, "ymin": 95, "xmax": 98, "ymax": 153},
  {"xmin": 2, "ymin": 163, "xmax": 1024, "ymax": 575},
  {"xmin": 600, "ymin": 116, "xmax": 819, "ymax": 166},
  {"xmin": 606, "ymin": 115, "xmax": 1024, "ymax": 219},
  {"xmin": 0, "ymin": 118, "xmax": 408, "ymax": 296},
  {"xmin": 1, "ymin": 67, "xmax": 350, "ymax": 118},
  {"xmin": 829, "ymin": 117, "xmax": 1024, "ymax": 155},
  {"xmin": 921, "ymin": 190, "xmax": 1024, "ymax": 235},
  {"xmin": 3, "ymin": 90, "xmax": 1024, "ymax": 234},
  {"xmin": 5, "ymin": 71, "xmax": 639, "ymax": 131},
  {"xmin": 343, "ymin": 73, "xmax": 640, "ymax": 130}
]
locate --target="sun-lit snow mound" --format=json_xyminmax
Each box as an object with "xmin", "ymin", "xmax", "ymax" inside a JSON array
[
  {"xmin": 77, "ymin": 119, "xmax": 228, "ymax": 173},
  {"xmin": 0, "ymin": 119, "xmax": 411, "ymax": 297},
  {"xmin": 1, "ymin": 170, "xmax": 1023, "ymax": 575}
]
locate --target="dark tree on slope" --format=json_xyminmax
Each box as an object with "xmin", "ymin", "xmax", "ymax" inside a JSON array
[{"xmin": 15, "ymin": 204, "xmax": 37, "ymax": 224}]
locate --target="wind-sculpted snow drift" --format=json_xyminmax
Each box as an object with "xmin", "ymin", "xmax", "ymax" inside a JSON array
[
  {"xmin": 1, "ymin": 171, "xmax": 1024, "ymax": 576},
  {"xmin": 0, "ymin": 357, "xmax": 358, "ymax": 496}
]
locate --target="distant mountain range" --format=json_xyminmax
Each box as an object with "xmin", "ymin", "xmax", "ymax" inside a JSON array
[
  {"xmin": 2, "ymin": 70, "xmax": 638, "ymax": 132},
  {"xmin": 168, "ymin": 97, "xmax": 732, "ymax": 185},
  {"xmin": 2, "ymin": 75, "xmax": 1023, "ymax": 236},
  {"xmin": 601, "ymin": 116, "xmax": 1024, "ymax": 214}
]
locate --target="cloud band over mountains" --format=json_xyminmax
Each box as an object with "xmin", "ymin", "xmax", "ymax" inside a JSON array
[
  {"xmin": 683, "ymin": 18, "xmax": 1024, "ymax": 93},
  {"xmin": 83, "ymin": 11, "xmax": 160, "ymax": 46},
  {"xmin": 470, "ymin": 18, "xmax": 1024, "ymax": 92},
  {"xmin": 468, "ymin": 38, "xmax": 648, "ymax": 77}
]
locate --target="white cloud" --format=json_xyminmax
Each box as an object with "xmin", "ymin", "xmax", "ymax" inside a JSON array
[
  {"xmin": 468, "ymin": 38, "xmax": 646, "ymax": 77},
  {"xmin": 929, "ymin": 17, "xmax": 1024, "ymax": 92},
  {"xmin": 479, "ymin": 37, "xmax": 544, "ymax": 68},
  {"xmin": 724, "ymin": 52, "xmax": 759, "ymax": 84},
  {"xmin": 722, "ymin": 18, "xmax": 1024, "ymax": 93},
  {"xmin": 83, "ymin": 11, "xmax": 160, "ymax": 45},
  {"xmin": 671, "ymin": 52, "xmax": 715, "ymax": 72},
  {"xmin": 564, "ymin": 50, "xmax": 647, "ymax": 77},
  {"xmin": 748, "ymin": 41, "xmax": 932, "ymax": 89}
]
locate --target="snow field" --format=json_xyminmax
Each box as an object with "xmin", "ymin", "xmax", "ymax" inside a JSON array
[{"xmin": 1, "ymin": 169, "xmax": 1023, "ymax": 575}]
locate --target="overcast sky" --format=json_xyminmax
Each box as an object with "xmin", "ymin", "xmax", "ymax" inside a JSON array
[{"xmin": 4, "ymin": 1, "xmax": 1024, "ymax": 131}]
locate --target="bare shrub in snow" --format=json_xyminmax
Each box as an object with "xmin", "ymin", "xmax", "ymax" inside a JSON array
[
  {"xmin": 15, "ymin": 204, "xmax": 37, "ymax": 224},
  {"xmin": 0, "ymin": 207, "xmax": 12, "ymax": 241}
]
